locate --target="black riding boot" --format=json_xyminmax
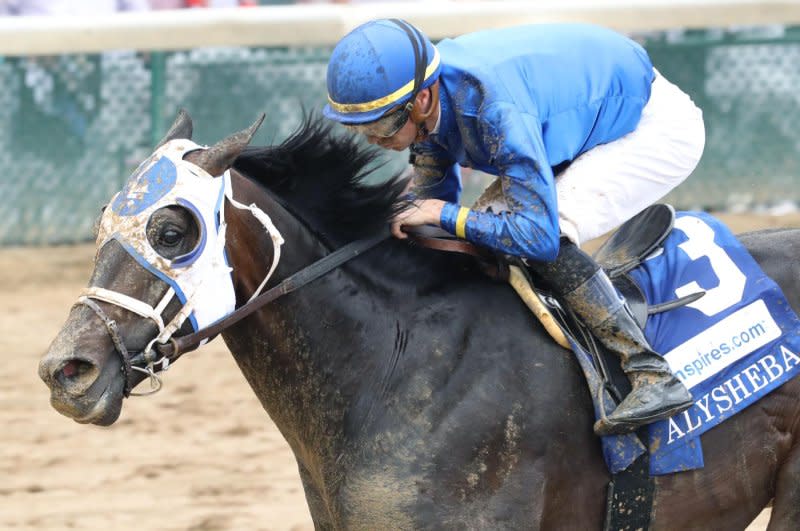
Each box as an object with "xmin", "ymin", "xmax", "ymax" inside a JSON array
[{"xmin": 529, "ymin": 238, "xmax": 694, "ymax": 436}]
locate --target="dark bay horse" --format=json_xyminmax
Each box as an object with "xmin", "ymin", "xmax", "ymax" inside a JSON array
[{"xmin": 39, "ymin": 112, "xmax": 800, "ymax": 529}]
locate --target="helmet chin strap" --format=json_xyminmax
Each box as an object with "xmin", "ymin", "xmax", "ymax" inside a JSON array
[
  {"xmin": 409, "ymin": 82, "xmax": 440, "ymax": 143},
  {"xmin": 389, "ymin": 18, "xmax": 436, "ymax": 143}
]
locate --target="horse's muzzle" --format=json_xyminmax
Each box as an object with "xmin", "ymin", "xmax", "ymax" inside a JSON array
[{"xmin": 39, "ymin": 337, "xmax": 126, "ymax": 426}]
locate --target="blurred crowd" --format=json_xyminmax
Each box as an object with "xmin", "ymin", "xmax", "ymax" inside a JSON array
[
  {"xmin": 0, "ymin": 0, "xmax": 422, "ymax": 14},
  {"xmin": 0, "ymin": 1, "xmax": 267, "ymax": 14}
]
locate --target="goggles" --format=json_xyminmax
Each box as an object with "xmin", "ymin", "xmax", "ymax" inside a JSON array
[{"xmin": 342, "ymin": 106, "xmax": 410, "ymax": 139}]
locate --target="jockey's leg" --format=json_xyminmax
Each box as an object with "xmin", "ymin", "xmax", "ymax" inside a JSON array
[
  {"xmin": 528, "ymin": 237, "xmax": 693, "ymax": 436},
  {"xmin": 537, "ymin": 70, "xmax": 703, "ymax": 435}
]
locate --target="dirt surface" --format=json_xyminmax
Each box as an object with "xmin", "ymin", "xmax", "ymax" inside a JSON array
[{"xmin": 3, "ymin": 213, "xmax": 798, "ymax": 530}]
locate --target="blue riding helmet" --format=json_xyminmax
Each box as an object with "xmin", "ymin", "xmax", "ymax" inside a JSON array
[{"xmin": 324, "ymin": 19, "xmax": 441, "ymax": 125}]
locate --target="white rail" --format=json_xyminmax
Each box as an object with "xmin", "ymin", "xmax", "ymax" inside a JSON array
[{"xmin": 0, "ymin": 0, "xmax": 798, "ymax": 56}]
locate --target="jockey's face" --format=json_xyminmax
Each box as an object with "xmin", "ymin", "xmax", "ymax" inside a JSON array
[
  {"xmin": 364, "ymin": 114, "xmax": 418, "ymax": 151},
  {"xmin": 343, "ymin": 88, "xmax": 435, "ymax": 151},
  {"xmin": 343, "ymin": 105, "xmax": 408, "ymax": 138}
]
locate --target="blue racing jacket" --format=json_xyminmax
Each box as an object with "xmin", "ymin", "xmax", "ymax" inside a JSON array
[{"xmin": 414, "ymin": 23, "xmax": 655, "ymax": 261}]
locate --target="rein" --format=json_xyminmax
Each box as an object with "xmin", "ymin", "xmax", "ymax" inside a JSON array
[
  {"xmin": 90, "ymin": 201, "xmax": 487, "ymax": 396},
  {"xmin": 132, "ymin": 229, "xmax": 390, "ymax": 369},
  {"xmin": 405, "ymin": 226, "xmax": 508, "ymax": 281},
  {"xmin": 121, "ymin": 226, "xmax": 488, "ymax": 395},
  {"xmin": 84, "ymin": 218, "xmax": 495, "ymax": 396}
]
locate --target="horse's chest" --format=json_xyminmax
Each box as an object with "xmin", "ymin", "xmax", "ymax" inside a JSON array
[{"xmin": 330, "ymin": 458, "xmax": 426, "ymax": 529}]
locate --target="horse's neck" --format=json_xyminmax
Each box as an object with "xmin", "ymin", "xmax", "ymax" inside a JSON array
[{"xmin": 222, "ymin": 175, "xmax": 394, "ymax": 455}]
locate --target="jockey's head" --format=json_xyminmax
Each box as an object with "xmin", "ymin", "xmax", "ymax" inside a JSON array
[{"xmin": 323, "ymin": 19, "xmax": 441, "ymax": 150}]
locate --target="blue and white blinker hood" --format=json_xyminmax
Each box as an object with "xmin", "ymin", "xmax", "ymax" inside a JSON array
[{"xmin": 86, "ymin": 138, "xmax": 284, "ymax": 350}]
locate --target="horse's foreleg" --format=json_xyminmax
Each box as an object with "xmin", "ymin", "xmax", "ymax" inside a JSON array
[
  {"xmin": 767, "ymin": 442, "xmax": 800, "ymax": 530},
  {"xmin": 296, "ymin": 461, "xmax": 336, "ymax": 530}
]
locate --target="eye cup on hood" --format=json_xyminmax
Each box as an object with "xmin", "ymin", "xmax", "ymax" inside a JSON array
[{"xmin": 144, "ymin": 200, "xmax": 207, "ymax": 267}]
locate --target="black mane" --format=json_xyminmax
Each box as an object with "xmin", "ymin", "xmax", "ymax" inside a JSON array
[
  {"xmin": 234, "ymin": 115, "xmax": 407, "ymax": 246},
  {"xmin": 233, "ymin": 115, "xmax": 485, "ymax": 288}
]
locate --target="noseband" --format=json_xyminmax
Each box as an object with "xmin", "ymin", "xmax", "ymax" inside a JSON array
[
  {"xmin": 75, "ymin": 296, "xmax": 178, "ymax": 396},
  {"xmin": 76, "ymin": 296, "xmax": 136, "ymax": 396}
]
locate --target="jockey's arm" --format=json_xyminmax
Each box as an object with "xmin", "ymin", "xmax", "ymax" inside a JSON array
[
  {"xmin": 441, "ymin": 104, "xmax": 560, "ymax": 261},
  {"xmin": 390, "ymin": 146, "xmax": 458, "ymax": 240}
]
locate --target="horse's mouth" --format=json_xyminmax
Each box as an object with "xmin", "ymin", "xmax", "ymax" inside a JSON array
[{"xmin": 49, "ymin": 377, "xmax": 125, "ymax": 426}]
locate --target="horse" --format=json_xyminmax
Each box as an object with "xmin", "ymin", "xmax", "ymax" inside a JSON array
[{"xmin": 39, "ymin": 111, "xmax": 800, "ymax": 530}]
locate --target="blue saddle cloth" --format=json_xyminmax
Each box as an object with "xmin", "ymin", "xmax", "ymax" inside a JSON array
[{"xmin": 590, "ymin": 211, "xmax": 800, "ymax": 475}]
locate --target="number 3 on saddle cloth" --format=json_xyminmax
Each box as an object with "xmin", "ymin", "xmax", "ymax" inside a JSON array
[{"xmin": 589, "ymin": 208, "xmax": 800, "ymax": 475}]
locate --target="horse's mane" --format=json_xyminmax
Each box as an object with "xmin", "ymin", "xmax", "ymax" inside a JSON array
[
  {"xmin": 234, "ymin": 115, "xmax": 407, "ymax": 246},
  {"xmin": 232, "ymin": 115, "xmax": 485, "ymax": 289}
]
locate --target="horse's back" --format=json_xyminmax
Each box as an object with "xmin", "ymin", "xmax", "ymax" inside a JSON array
[{"xmin": 739, "ymin": 228, "xmax": 800, "ymax": 310}]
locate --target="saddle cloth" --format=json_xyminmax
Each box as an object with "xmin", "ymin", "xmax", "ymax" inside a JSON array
[
  {"xmin": 588, "ymin": 211, "xmax": 800, "ymax": 475},
  {"xmin": 629, "ymin": 211, "xmax": 800, "ymax": 474}
]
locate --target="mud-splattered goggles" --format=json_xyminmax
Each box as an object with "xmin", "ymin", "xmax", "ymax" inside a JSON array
[{"xmin": 342, "ymin": 105, "xmax": 410, "ymax": 139}]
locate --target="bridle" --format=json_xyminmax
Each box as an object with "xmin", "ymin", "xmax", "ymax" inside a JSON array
[
  {"xmin": 77, "ymin": 203, "xmax": 389, "ymax": 397},
  {"xmin": 73, "ymin": 139, "xmax": 391, "ymax": 397}
]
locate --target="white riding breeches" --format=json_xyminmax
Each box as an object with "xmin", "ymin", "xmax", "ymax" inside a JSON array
[{"xmin": 555, "ymin": 69, "xmax": 706, "ymax": 246}]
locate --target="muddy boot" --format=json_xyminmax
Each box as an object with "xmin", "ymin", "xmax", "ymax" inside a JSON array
[
  {"xmin": 574, "ymin": 275, "xmax": 694, "ymax": 435},
  {"xmin": 529, "ymin": 238, "xmax": 694, "ymax": 436}
]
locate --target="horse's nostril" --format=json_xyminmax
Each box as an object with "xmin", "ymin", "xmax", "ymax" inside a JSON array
[{"xmin": 59, "ymin": 359, "xmax": 96, "ymax": 383}]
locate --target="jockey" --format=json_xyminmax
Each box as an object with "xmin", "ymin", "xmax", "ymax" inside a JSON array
[{"xmin": 323, "ymin": 19, "xmax": 704, "ymax": 436}]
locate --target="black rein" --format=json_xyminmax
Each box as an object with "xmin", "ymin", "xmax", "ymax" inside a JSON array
[{"xmin": 128, "ymin": 229, "xmax": 390, "ymax": 373}]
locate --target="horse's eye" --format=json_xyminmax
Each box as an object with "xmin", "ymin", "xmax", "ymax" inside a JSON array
[{"xmin": 158, "ymin": 228, "xmax": 183, "ymax": 247}]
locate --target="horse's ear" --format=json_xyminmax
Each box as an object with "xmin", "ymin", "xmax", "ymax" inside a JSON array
[
  {"xmin": 155, "ymin": 109, "xmax": 194, "ymax": 149},
  {"xmin": 183, "ymin": 113, "xmax": 265, "ymax": 178}
]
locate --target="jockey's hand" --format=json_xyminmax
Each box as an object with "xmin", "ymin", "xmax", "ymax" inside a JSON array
[{"xmin": 391, "ymin": 199, "xmax": 446, "ymax": 239}]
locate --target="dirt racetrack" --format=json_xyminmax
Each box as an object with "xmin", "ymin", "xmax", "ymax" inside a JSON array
[{"xmin": 3, "ymin": 212, "xmax": 798, "ymax": 530}]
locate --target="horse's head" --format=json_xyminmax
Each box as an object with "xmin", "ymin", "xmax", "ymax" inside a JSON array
[{"xmin": 38, "ymin": 110, "xmax": 265, "ymax": 425}]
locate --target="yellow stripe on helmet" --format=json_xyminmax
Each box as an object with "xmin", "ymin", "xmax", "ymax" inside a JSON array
[{"xmin": 328, "ymin": 48, "xmax": 440, "ymax": 114}]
